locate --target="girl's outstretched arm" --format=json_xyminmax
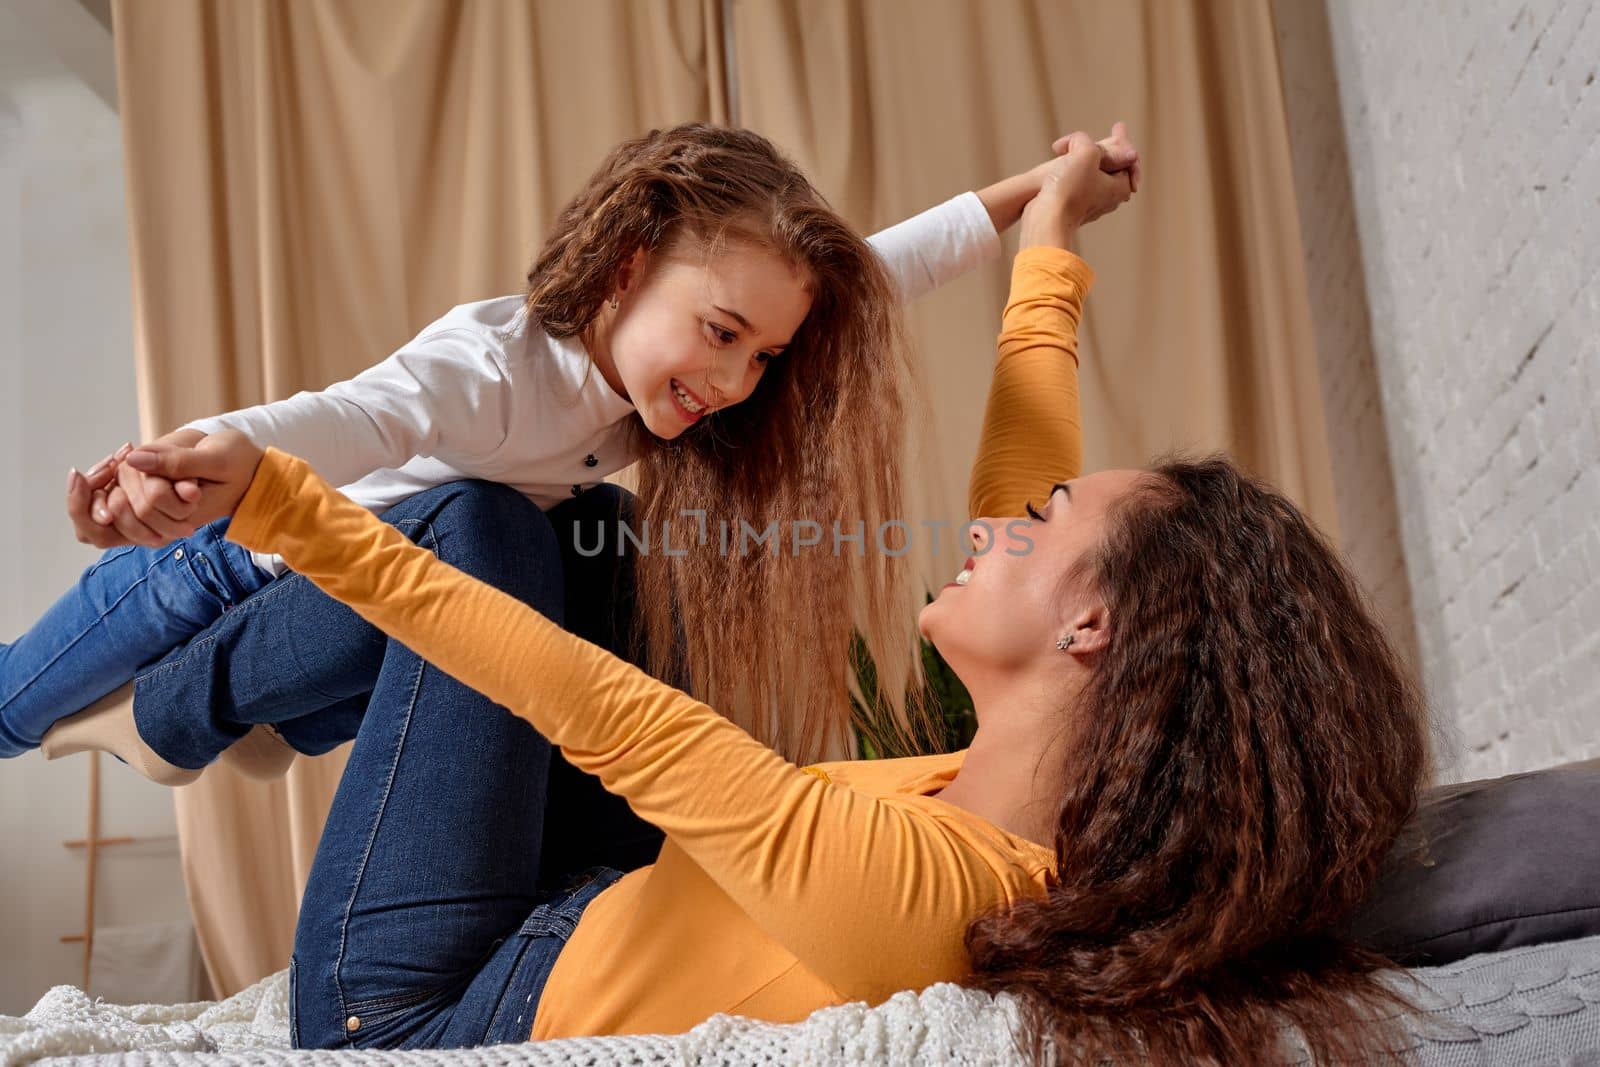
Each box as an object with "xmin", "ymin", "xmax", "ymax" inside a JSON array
[
  {"xmin": 864, "ymin": 191, "xmax": 1002, "ymax": 303},
  {"xmin": 181, "ymin": 328, "xmax": 515, "ymax": 493}
]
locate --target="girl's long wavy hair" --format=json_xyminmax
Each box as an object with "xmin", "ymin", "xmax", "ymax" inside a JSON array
[
  {"xmin": 966, "ymin": 456, "xmax": 1431, "ymax": 1065},
  {"xmin": 523, "ymin": 123, "xmax": 928, "ymax": 761}
]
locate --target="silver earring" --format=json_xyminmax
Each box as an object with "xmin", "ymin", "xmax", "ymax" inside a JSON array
[
  {"xmin": 1056, "ymin": 634, "xmax": 1075, "ymax": 650},
  {"xmin": 609, "ymin": 295, "xmax": 619, "ymax": 310}
]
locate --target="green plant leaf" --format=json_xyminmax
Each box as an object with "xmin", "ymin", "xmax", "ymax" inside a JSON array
[{"xmin": 850, "ymin": 590, "xmax": 975, "ymax": 758}]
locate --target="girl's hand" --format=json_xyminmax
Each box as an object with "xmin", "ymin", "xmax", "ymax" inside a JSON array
[
  {"xmin": 93, "ymin": 454, "xmax": 205, "ymax": 547},
  {"xmin": 67, "ymin": 446, "xmax": 136, "ymax": 549},
  {"xmin": 1018, "ymin": 125, "xmax": 1137, "ymax": 251},
  {"xmin": 977, "ymin": 125, "xmax": 1139, "ymax": 233},
  {"xmin": 122, "ymin": 430, "xmax": 266, "ymax": 530}
]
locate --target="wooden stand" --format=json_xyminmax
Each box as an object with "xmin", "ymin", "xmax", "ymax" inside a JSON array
[{"xmin": 59, "ymin": 752, "xmax": 178, "ymax": 991}]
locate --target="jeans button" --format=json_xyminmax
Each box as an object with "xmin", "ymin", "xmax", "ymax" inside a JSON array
[
  {"xmin": 174, "ymin": 548, "xmax": 185, "ymax": 561},
  {"xmin": 345, "ymin": 1015, "xmax": 361, "ymax": 1033}
]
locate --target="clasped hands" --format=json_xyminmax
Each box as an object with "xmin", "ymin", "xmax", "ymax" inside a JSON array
[{"xmin": 67, "ymin": 430, "xmax": 264, "ymax": 549}]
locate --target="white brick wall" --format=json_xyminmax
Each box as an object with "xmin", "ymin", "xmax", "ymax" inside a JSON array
[
  {"xmin": 1272, "ymin": 0, "xmax": 1423, "ymax": 685},
  {"xmin": 1316, "ymin": 0, "xmax": 1600, "ymax": 781}
]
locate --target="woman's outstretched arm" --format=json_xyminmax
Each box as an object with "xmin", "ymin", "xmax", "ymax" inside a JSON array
[
  {"xmin": 966, "ymin": 249, "xmax": 1092, "ymax": 521},
  {"xmin": 220, "ymin": 448, "xmax": 1047, "ymax": 1003},
  {"xmin": 967, "ymin": 126, "xmax": 1133, "ymax": 520}
]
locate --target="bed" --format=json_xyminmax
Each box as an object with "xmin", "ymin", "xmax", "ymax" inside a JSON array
[{"xmin": 5, "ymin": 932, "xmax": 1600, "ymax": 1066}]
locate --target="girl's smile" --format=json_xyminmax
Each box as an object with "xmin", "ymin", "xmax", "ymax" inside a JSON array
[{"xmin": 669, "ymin": 378, "xmax": 710, "ymax": 421}]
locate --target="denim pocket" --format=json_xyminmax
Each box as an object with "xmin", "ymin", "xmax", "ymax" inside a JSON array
[
  {"xmin": 183, "ymin": 550, "xmax": 234, "ymax": 610},
  {"xmin": 342, "ymin": 984, "xmax": 442, "ymax": 1023},
  {"xmin": 157, "ymin": 549, "xmax": 228, "ymax": 628},
  {"xmin": 339, "ymin": 979, "xmax": 466, "ymax": 1048}
]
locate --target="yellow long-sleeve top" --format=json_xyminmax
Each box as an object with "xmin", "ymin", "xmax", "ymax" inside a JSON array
[{"xmin": 225, "ymin": 246, "xmax": 1094, "ymax": 1040}]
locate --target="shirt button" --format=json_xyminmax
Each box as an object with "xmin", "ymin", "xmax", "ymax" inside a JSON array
[
  {"xmin": 345, "ymin": 1016, "xmax": 361, "ymax": 1032},
  {"xmin": 584, "ymin": 453, "xmax": 598, "ymax": 467},
  {"xmin": 173, "ymin": 548, "xmax": 185, "ymax": 561},
  {"xmin": 571, "ymin": 484, "xmax": 582, "ymax": 496}
]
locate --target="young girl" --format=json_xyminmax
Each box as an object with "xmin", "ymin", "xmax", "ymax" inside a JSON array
[
  {"xmin": 1, "ymin": 123, "xmax": 1135, "ymax": 776},
  {"xmin": 120, "ymin": 135, "xmax": 1425, "ymax": 1063}
]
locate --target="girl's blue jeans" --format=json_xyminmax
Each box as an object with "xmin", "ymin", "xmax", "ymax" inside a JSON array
[
  {"xmin": 0, "ymin": 517, "xmax": 273, "ymax": 758},
  {"xmin": 13, "ymin": 480, "xmax": 669, "ymax": 1048}
]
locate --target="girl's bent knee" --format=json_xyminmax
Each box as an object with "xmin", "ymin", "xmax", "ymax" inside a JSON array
[
  {"xmin": 437, "ymin": 481, "xmax": 546, "ymax": 531},
  {"xmin": 429, "ymin": 483, "xmax": 563, "ymax": 604}
]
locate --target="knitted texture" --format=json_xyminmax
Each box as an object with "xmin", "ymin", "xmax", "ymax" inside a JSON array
[{"xmin": 6, "ymin": 935, "xmax": 1599, "ymax": 1067}]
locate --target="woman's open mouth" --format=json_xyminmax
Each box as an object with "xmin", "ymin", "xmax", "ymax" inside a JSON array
[
  {"xmin": 670, "ymin": 378, "xmax": 708, "ymax": 422},
  {"xmin": 942, "ymin": 557, "xmax": 976, "ymax": 589}
]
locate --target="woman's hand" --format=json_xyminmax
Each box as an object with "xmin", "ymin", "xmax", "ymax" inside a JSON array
[
  {"xmin": 1019, "ymin": 123, "xmax": 1138, "ymax": 251},
  {"xmin": 121, "ymin": 430, "xmax": 266, "ymax": 530},
  {"xmin": 977, "ymin": 126, "xmax": 1140, "ymax": 233}
]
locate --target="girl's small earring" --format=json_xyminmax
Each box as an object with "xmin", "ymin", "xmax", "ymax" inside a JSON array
[
  {"xmin": 609, "ymin": 295, "xmax": 619, "ymax": 311},
  {"xmin": 1056, "ymin": 634, "xmax": 1075, "ymax": 650}
]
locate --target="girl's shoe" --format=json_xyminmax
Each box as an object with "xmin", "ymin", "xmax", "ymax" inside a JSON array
[
  {"xmin": 39, "ymin": 685, "xmax": 298, "ymax": 783},
  {"xmin": 39, "ymin": 683, "xmax": 201, "ymax": 786},
  {"xmin": 217, "ymin": 722, "xmax": 297, "ymax": 780}
]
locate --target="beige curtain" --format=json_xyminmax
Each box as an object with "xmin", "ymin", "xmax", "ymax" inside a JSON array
[
  {"xmin": 112, "ymin": 0, "xmax": 726, "ymax": 996},
  {"xmin": 732, "ymin": 0, "xmax": 1338, "ymax": 552},
  {"xmin": 113, "ymin": 0, "xmax": 1337, "ymax": 999}
]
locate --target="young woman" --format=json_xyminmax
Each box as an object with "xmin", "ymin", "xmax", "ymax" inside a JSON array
[
  {"xmin": 5, "ymin": 123, "xmax": 1138, "ymax": 774},
  {"xmin": 117, "ymin": 134, "xmax": 1427, "ymax": 1064}
]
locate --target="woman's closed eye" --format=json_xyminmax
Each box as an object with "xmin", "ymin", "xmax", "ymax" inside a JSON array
[{"xmin": 1025, "ymin": 484, "xmax": 1071, "ymax": 522}]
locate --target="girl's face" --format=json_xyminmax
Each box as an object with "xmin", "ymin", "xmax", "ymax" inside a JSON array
[
  {"xmin": 919, "ymin": 470, "xmax": 1144, "ymax": 686},
  {"xmin": 602, "ymin": 242, "xmax": 814, "ymax": 439}
]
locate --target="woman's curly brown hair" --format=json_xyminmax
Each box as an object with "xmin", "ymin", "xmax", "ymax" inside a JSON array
[
  {"xmin": 965, "ymin": 455, "xmax": 1432, "ymax": 1065},
  {"xmin": 523, "ymin": 123, "xmax": 930, "ymax": 761}
]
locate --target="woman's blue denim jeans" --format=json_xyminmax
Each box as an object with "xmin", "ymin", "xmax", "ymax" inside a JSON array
[{"xmin": 132, "ymin": 480, "xmax": 669, "ymax": 1048}]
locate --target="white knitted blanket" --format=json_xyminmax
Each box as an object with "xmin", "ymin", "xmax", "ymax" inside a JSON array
[
  {"xmin": 7, "ymin": 935, "xmax": 1600, "ymax": 1067},
  {"xmin": 0, "ymin": 969, "xmax": 1031, "ymax": 1067}
]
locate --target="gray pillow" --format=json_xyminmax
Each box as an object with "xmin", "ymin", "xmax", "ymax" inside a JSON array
[{"xmin": 1350, "ymin": 756, "xmax": 1600, "ymax": 965}]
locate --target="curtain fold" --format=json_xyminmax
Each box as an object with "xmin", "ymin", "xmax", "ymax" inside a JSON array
[
  {"xmin": 112, "ymin": 0, "xmax": 725, "ymax": 996},
  {"xmin": 114, "ymin": 0, "xmax": 1341, "ymax": 999},
  {"xmin": 731, "ymin": 0, "xmax": 1339, "ymax": 560}
]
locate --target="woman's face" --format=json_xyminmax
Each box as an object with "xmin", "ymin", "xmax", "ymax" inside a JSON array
[
  {"xmin": 605, "ymin": 242, "xmax": 814, "ymax": 440},
  {"xmin": 919, "ymin": 469, "xmax": 1146, "ymax": 681}
]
